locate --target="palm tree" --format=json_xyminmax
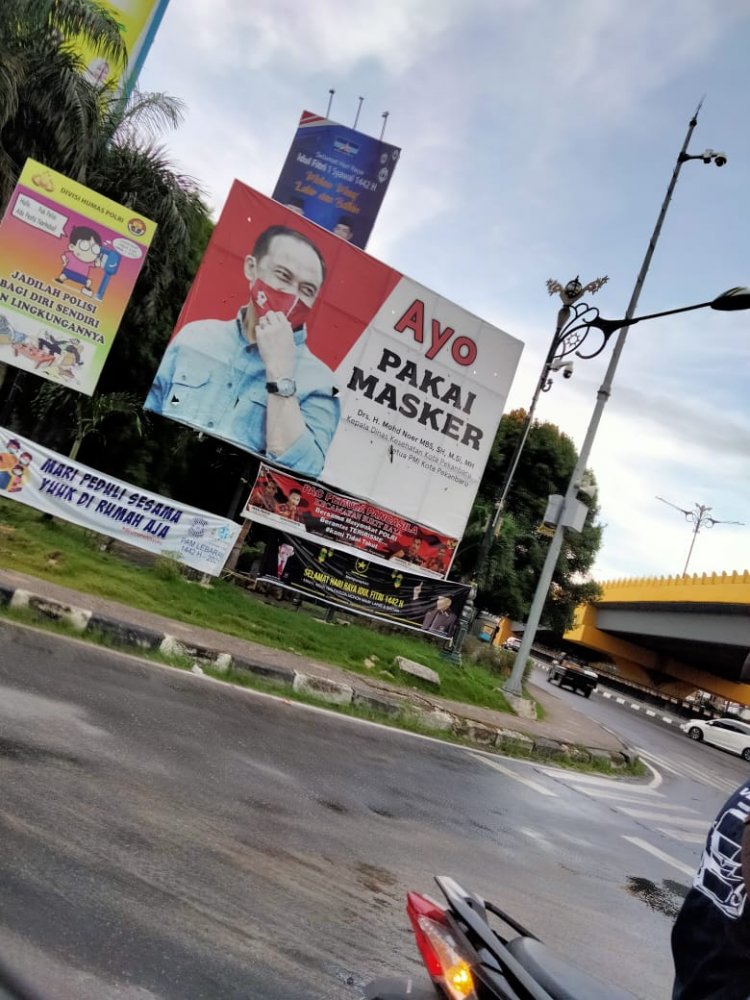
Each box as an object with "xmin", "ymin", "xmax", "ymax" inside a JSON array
[
  {"xmin": 0, "ymin": 0, "xmax": 126, "ymax": 208},
  {"xmin": 31, "ymin": 382, "xmax": 145, "ymax": 460},
  {"xmin": 0, "ymin": 0, "xmax": 214, "ymax": 497}
]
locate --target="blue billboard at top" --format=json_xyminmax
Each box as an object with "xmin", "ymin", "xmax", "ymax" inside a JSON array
[{"xmin": 271, "ymin": 110, "xmax": 400, "ymax": 250}]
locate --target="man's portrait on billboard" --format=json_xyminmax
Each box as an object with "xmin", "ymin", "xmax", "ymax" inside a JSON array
[{"xmin": 146, "ymin": 224, "xmax": 340, "ymax": 477}]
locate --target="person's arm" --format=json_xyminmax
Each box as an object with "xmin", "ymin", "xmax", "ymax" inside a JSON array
[
  {"xmin": 145, "ymin": 341, "xmax": 179, "ymax": 414},
  {"xmin": 256, "ymin": 312, "xmax": 339, "ymax": 475},
  {"xmin": 255, "ymin": 311, "xmax": 302, "ymax": 452},
  {"xmin": 267, "ymin": 391, "xmax": 339, "ymax": 476},
  {"xmin": 265, "ymin": 393, "xmax": 307, "ymax": 458}
]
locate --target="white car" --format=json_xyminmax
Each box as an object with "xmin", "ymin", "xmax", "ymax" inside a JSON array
[{"xmin": 680, "ymin": 718, "xmax": 750, "ymax": 761}]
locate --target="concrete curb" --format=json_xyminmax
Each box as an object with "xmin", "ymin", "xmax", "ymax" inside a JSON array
[
  {"xmin": 1, "ymin": 586, "xmax": 638, "ymax": 769},
  {"xmin": 596, "ymin": 688, "xmax": 681, "ymax": 726}
]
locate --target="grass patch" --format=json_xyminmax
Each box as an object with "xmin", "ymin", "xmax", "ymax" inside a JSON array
[
  {"xmin": 0, "ymin": 605, "xmax": 646, "ymax": 777},
  {"xmin": 0, "ymin": 505, "xmax": 510, "ymax": 712}
]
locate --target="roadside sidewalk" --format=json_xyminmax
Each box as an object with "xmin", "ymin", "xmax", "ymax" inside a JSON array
[{"xmin": 0, "ymin": 567, "xmax": 632, "ymax": 763}]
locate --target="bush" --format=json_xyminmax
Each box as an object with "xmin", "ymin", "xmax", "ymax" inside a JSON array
[
  {"xmin": 463, "ymin": 637, "xmax": 515, "ymax": 676},
  {"xmin": 152, "ymin": 553, "xmax": 183, "ymax": 582}
]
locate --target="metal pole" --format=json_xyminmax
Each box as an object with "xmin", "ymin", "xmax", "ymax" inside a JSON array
[
  {"xmin": 504, "ymin": 104, "xmax": 704, "ymax": 698},
  {"xmin": 353, "ymin": 97, "xmax": 364, "ymax": 129},
  {"xmin": 682, "ymin": 513, "xmax": 703, "ymax": 577},
  {"xmin": 326, "ymin": 89, "xmax": 335, "ymax": 118},
  {"xmin": 474, "ymin": 330, "xmax": 560, "ymax": 584},
  {"xmin": 380, "ymin": 112, "xmax": 389, "ymax": 141}
]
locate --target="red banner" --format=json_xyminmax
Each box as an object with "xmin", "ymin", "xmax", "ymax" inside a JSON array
[{"xmin": 244, "ymin": 465, "xmax": 456, "ymax": 578}]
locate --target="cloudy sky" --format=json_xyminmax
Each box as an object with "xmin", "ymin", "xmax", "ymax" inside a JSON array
[{"xmin": 138, "ymin": 0, "xmax": 750, "ymax": 583}]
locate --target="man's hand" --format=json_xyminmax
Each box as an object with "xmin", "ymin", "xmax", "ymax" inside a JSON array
[
  {"xmin": 60, "ymin": 253, "xmax": 68, "ymax": 267},
  {"xmin": 255, "ymin": 311, "xmax": 296, "ymax": 382}
]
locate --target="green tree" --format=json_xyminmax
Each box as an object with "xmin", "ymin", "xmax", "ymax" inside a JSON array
[
  {"xmin": 0, "ymin": 0, "xmax": 125, "ymax": 206},
  {"xmin": 31, "ymin": 382, "xmax": 144, "ymax": 459},
  {"xmin": 453, "ymin": 409, "xmax": 602, "ymax": 634},
  {"xmin": 0, "ymin": 0, "xmax": 228, "ymax": 506}
]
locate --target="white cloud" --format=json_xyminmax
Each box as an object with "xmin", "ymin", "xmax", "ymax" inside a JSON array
[
  {"xmin": 159, "ymin": 0, "xmax": 470, "ymax": 76},
  {"xmin": 133, "ymin": 0, "xmax": 750, "ymax": 586}
]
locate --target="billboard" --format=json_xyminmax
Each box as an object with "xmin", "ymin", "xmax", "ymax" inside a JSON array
[
  {"xmin": 145, "ymin": 181, "xmax": 522, "ymax": 539},
  {"xmin": 74, "ymin": 0, "xmax": 171, "ymax": 95},
  {"xmin": 0, "ymin": 158, "xmax": 156, "ymax": 395},
  {"xmin": 0, "ymin": 428, "xmax": 239, "ymax": 575},
  {"xmin": 259, "ymin": 530, "xmax": 469, "ymax": 638},
  {"xmin": 245, "ymin": 464, "xmax": 457, "ymax": 578},
  {"xmin": 271, "ymin": 110, "xmax": 400, "ymax": 249}
]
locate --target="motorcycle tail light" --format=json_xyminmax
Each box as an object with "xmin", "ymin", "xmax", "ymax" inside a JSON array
[{"xmin": 406, "ymin": 892, "xmax": 476, "ymax": 999}]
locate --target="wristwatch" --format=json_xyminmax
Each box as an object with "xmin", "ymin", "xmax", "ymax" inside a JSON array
[{"xmin": 266, "ymin": 377, "xmax": 297, "ymax": 397}]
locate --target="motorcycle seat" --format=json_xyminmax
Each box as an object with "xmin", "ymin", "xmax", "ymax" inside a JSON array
[{"xmin": 506, "ymin": 937, "xmax": 635, "ymax": 1000}]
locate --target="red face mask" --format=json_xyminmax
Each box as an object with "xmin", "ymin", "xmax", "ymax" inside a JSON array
[{"xmin": 250, "ymin": 278, "xmax": 310, "ymax": 330}]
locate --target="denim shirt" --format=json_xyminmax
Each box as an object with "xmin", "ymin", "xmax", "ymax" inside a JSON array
[{"xmin": 145, "ymin": 312, "xmax": 340, "ymax": 477}]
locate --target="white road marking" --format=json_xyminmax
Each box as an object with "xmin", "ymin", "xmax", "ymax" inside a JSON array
[
  {"xmin": 616, "ymin": 698, "xmax": 626, "ymax": 704},
  {"xmin": 658, "ymin": 829, "xmax": 707, "ymax": 844},
  {"xmin": 619, "ymin": 808, "xmax": 707, "ymax": 825},
  {"xmin": 662, "ymin": 717, "xmax": 673, "ymax": 724},
  {"xmin": 646, "ymin": 710, "xmax": 656, "ymax": 717},
  {"xmin": 571, "ymin": 788, "xmax": 666, "ymax": 804},
  {"xmin": 636, "ymin": 747, "xmax": 738, "ymax": 793},
  {"xmin": 537, "ymin": 770, "xmax": 642, "ymax": 788},
  {"xmin": 622, "ymin": 836, "xmax": 695, "ymax": 877},
  {"xmin": 474, "ymin": 756, "xmax": 558, "ymax": 797},
  {"xmin": 643, "ymin": 758, "xmax": 663, "ymax": 789},
  {"xmin": 520, "ymin": 828, "xmax": 555, "ymax": 850},
  {"xmin": 630, "ymin": 704, "xmax": 640, "ymax": 711},
  {"xmin": 556, "ymin": 831, "xmax": 594, "ymax": 848},
  {"xmin": 602, "ymin": 692, "xmax": 612, "ymax": 699},
  {"xmin": 635, "ymin": 748, "xmax": 682, "ymax": 776}
]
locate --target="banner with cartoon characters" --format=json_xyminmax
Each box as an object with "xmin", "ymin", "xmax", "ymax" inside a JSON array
[
  {"xmin": 0, "ymin": 158, "xmax": 156, "ymax": 395},
  {"xmin": 0, "ymin": 428, "xmax": 240, "ymax": 575},
  {"xmin": 244, "ymin": 463, "xmax": 457, "ymax": 578},
  {"xmin": 258, "ymin": 529, "xmax": 469, "ymax": 637}
]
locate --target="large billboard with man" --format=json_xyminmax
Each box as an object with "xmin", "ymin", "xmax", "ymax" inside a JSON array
[{"xmin": 145, "ymin": 181, "xmax": 522, "ymax": 540}]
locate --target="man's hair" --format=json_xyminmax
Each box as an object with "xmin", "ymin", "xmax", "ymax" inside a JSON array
[
  {"xmin": 289, "ymin": 488, "xmax": 302, "ymax": 497},
  {"xmin": 336, "ymin": 216, "xmax": 354, "ymax": 229},
  {"xmin": 252, "ymin": 225, "xmax": 327, "ymax": 282},
  {"xmin": 69, "ymin": 225, "xmax": 102, "ymax": 246}
]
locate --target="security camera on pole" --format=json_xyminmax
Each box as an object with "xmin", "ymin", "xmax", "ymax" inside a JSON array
[{"xmin": 503, "ymin": 102, "xmax": 740, "ymax": 705}]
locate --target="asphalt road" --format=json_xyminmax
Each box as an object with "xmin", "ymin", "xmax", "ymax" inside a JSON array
[
  {"xmin": 531, "ymin": 666, "xmax": 749, "ymax": 817},
  {"xmin": 0, "ymin": 624, "xmax": 735, "ymax": 1000}
]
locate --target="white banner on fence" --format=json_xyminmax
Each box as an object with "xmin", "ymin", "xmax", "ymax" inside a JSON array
[{"xmin": 0, "ymin": 428, "xmax": 240, "ymax": 575}]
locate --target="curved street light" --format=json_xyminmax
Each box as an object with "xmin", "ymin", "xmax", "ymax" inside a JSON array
[
  {"xmin": 501, "ymin": 100, "xmax": 739, "ymax": 699},
  {"xmin": 502, "ymin": 287, "xmax": 750, "ymax": 698},
  {"xmin": 656, "ymin": 496, "xmax": 745, "ymax": 577}
]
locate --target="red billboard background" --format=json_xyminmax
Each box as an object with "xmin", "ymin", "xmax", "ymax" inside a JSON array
[
  {"xmin": 167, "ymin": 181, "xmax": 400, "ymax": 369},
  {"xmin": 244, "ymin": 464, "xmax": 457, "ymax": 577}
]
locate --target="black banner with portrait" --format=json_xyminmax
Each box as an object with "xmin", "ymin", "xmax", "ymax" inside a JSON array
[{"xmin": 259, "ymin": 530, "xmax": 469, "ymax": 638}]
